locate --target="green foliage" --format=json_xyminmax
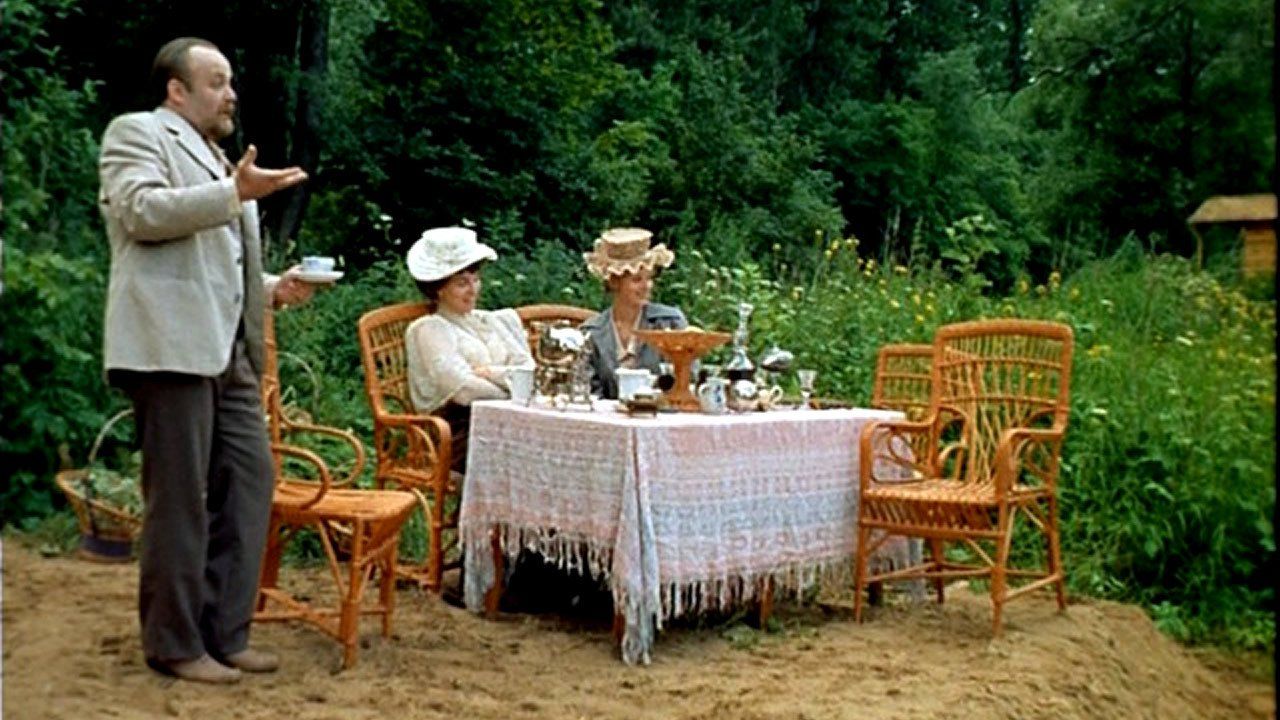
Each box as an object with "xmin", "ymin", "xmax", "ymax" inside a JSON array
[
  {"xmin": 1025, "ymin": 0, "xmax": 1274, "ymax": 254},
  {"xmin": 1, "ymin": 0, "xmax": 104, "ymax": 259},
  {"xmin": 1, "ymin": 247, "xmax": 122, "ymax": 525},
  {"xmin": 1053, "ymin": 254, "xmax": 1275, "ymax": 650}
]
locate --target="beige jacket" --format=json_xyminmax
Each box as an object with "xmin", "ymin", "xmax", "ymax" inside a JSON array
[{"xmin": 98, "ymin": 107, "xmax": 271, "ymax": 376}]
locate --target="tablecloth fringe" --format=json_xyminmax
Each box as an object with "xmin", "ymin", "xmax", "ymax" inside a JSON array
[
  {"xmin": 652, "ymin": 559, "xmax": 846, "ymax": 621},
  {"xmin": 464, "ymin": 523, "xmax": 615, "ymax": 581}
]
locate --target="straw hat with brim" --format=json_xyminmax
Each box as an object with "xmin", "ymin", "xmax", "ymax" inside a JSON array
[
  {"xmin": 583, "ymin": 227, "xmax": 675, "ymax": 280},
  {"xmin": 406, "ymin": 226, "xmax": 498, "ymax": 282}
]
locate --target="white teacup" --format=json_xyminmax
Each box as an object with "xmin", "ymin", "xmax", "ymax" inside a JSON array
[
  {"xmin": 616, "ymin": 368, "xmax": 655, "ymax": 402},
  {"xmin": 301, "ymin": 255, "xmax": 336, "ymax": 273},
  {"xmin": 756, "ymin": 385, "xmax": 784, "ymax": 410},
  {"xmin": 505, "ymin": 365, "xmax": 536, "ymax": 404}
]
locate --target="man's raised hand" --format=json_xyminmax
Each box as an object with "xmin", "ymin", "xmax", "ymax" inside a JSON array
[{"xmin": 234, "ymin": 144, "xmax": 308, "ymax": 201}]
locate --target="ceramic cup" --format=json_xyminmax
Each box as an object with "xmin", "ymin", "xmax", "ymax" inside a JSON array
[
  {"xmin": 756, "ymin": 385, "xmax": 784, "ymax": 410},
  {"xmin": 616, "ymin": 368, "xmax": 655, "ymax": 402},
  {"xmin": 506, "ymin": 365, "xmax": 536, "ymax": 404},
  {"xmin": 301, "ymin": 255, "xmax": 336, "ymax": 273}
]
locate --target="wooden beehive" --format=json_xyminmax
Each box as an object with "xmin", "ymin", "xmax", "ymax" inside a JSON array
[{"xmin": 1188, "ymin": 194, "xmax": 1276, "ymax": 278}]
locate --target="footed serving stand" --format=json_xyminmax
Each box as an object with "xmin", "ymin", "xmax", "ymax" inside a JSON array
[{"xmin": 632, "ymin": 329, "xmax": 731, "ymax": 411}]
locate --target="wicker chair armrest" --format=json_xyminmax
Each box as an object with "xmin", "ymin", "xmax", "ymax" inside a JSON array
[
  {"xmin": 993, "ymin": 425, "xmax": 1066, "ymax": 495},
  {"xmin": 376, "ymin": 412, "xmax": 454, "ymax": 486},
  {"xmin": 858, "ymin": 417, "xmax": 933, "ymax": 490},
  {"xmin": 280, "ymin": 421, "xmax": 368, "ymax": 487},
  {"xmin": 936, "ymin": 441, "xmax": 967, "ymax": 478},
  {"xmin": 272, "ymin": 442, "xmax": 334, "ymax": 510}
]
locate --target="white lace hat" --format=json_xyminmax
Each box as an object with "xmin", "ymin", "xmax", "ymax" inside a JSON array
[
  {"xmin": 582, "ymin": 227, "xmax": 674, "ymax": 279},
  {"xmin": 406, "ymin": 226, "xmax": 497, "ymax": 282}
]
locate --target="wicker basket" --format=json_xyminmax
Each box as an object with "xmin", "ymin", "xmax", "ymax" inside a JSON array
[{"xmin": 54, "ymin": 409, "xmax": 142, "ymax": 562}]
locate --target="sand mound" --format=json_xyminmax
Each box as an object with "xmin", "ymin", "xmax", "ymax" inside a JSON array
[{"xmin": 1, "ymin": 539, "xmax": 1272, "ymax": 720}]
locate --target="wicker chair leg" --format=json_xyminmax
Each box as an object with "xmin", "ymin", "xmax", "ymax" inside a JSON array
[
  {"xmin": 257, "ymin": 521, "xmax": 285, "ymax": 611},
  {"xmin": 928, "ymin": 538, "xmax": 947, "ymax": 604},
  {"xmin": 427, "ymin": 493, "xmax": 445, "ymax": 593},
  {"xmin": 1047, "ymin": 498, "xmax": 1067, "ymax": 611},
  {"xmin": 991, "ymin": 514, "xmax": 1015, "ymax": 636},
  {"xmin": 381, "ymin": 544, "xmax": 397, "ymax": 637},
  {"xmin": 853, "ymin": 523, "xmax": 872, "ymax": 622}
]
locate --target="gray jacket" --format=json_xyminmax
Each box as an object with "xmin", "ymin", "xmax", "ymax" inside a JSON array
[
  {"xmin": 98, "ymin": 107, "xmax": 269, "ymax": 376},
  {"xmin": 581, "ymin": 302, "xmax": 687, "ymax": 399}
]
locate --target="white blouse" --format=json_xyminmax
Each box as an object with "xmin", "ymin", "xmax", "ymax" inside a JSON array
[{"xmin": 405, "ymin": 307, "xmax": 534, "ymax": 413}]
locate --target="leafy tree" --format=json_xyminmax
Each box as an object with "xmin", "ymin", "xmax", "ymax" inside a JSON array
[{"xmin": 1024, "ymin": 0, "xmax": 1274, "ymax": 260}]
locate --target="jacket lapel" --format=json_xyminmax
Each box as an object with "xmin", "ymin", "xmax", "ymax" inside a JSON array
[
  {"xmin": 593, "ymin": 306, "xmax": 620, "ymax": 371},
  {"xmin": 154, "ymin": 107, "xmax": 224, "ymax": 180}
]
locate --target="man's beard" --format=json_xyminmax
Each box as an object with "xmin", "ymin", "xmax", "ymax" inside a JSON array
[{"xmin": 209, "ymin": 115, "xmax": 235, "ymax": 141}]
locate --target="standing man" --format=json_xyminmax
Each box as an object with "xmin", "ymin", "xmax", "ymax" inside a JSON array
[{"xmin": 99, "ymin": 37, "xmax": 317, "ymax": 684}]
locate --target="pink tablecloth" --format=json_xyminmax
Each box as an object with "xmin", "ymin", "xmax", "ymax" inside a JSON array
[{"xmin": 460, "ymin": 400, "xmax": 911, "ymax": 664}]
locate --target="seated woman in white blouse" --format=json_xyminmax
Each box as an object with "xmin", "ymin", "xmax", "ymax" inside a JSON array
[{"xmin": 404, "ymin": 226, "xmax": 533, "ymax": 472}]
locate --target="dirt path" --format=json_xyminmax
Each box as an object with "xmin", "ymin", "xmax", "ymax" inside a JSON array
[{"xmin": 1, "ymin": 538, "xmax": 1272, "ymax": 720}]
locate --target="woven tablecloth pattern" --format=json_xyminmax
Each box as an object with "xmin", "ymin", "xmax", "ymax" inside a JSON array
[{"xmin": 461, "ymin": 400, "xmax": 911, "ymax": 664}]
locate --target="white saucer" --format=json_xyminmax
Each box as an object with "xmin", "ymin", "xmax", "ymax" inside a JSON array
[{"xmin": 295, "ymin": 269, "xmax": 344, "ymax": 283}]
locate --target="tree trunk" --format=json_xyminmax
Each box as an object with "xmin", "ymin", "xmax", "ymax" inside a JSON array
[
  {"xmin": 1177, "ymin": 7, "xmax": 1195, "ymax": 199},
  {"xmin": 234, "ymin": 0, "xmax": 303, "ymax": 257},
  {"xmin": 1007, "ymin": 0, "xmax": 1026, "ymax": 93},
  {"xmin": 273, "ymin": 0, "xmax": 329, "ymax": 247},
  {"xmin": 875, "ymin": 0, "xmax": 904, "ymax": 100}
]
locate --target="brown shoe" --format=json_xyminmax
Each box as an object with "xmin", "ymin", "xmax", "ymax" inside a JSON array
[
  {"xmin": 159, "ymin": 654, "xmax": 242, "ymax": 684},
  {"xmin": 221, "ymin": 648, "xmax": 280, "ymax": 673}
]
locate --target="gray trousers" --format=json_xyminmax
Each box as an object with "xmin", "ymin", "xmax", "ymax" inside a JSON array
[{"xmin": 112, "ymin": 339, "xmax": 274, "ymax": 662}]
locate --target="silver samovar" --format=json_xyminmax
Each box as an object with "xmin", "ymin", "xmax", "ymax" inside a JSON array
[{"xmin": 532, "ymin": 322, "xmax": 595, "ymax": 409}]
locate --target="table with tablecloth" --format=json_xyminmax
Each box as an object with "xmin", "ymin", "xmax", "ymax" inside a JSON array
[{"xmin": 460, "ymin": 399, "xmax": 913, "ymax": 664}]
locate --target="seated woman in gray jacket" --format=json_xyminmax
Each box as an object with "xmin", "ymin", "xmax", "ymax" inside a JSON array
[{"xmin": 580, "ymin": 227, "xmax": 688, "ymax": 399}]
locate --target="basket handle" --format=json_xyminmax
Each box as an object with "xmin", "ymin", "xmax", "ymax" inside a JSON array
[
  {"xmin": 88, "ymin": 408, "xmax": 134, "ymax": 465},
  {"xmin": 81, "ymin": 408, "xmax": 134, "ymax": 538}
]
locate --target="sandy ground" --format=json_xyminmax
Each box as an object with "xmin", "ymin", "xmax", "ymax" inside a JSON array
[{"xmin": 1, "ymin": 538, "xmax": 1273, "ymax": 720}]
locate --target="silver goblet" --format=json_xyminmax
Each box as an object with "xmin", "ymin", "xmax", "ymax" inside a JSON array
[{"xmin": 796, "ymin": 368, "xmax": 817, "ymax": 410}]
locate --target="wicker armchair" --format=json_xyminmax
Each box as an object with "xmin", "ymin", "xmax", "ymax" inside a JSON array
[
  {"xmin": 854, "ymin": 319, "xmax": 1074, "ymax": 634},
  {"xmin": 255, "ymin": 310, "xmax": 417, "ymax": 668},
  {"xmin": 356, "ymin": 301, "xmax": 457, "ymax": 592},
  {"xmin": 870, "ymin": 343, "xmax": 934, "ymax": 420}
]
